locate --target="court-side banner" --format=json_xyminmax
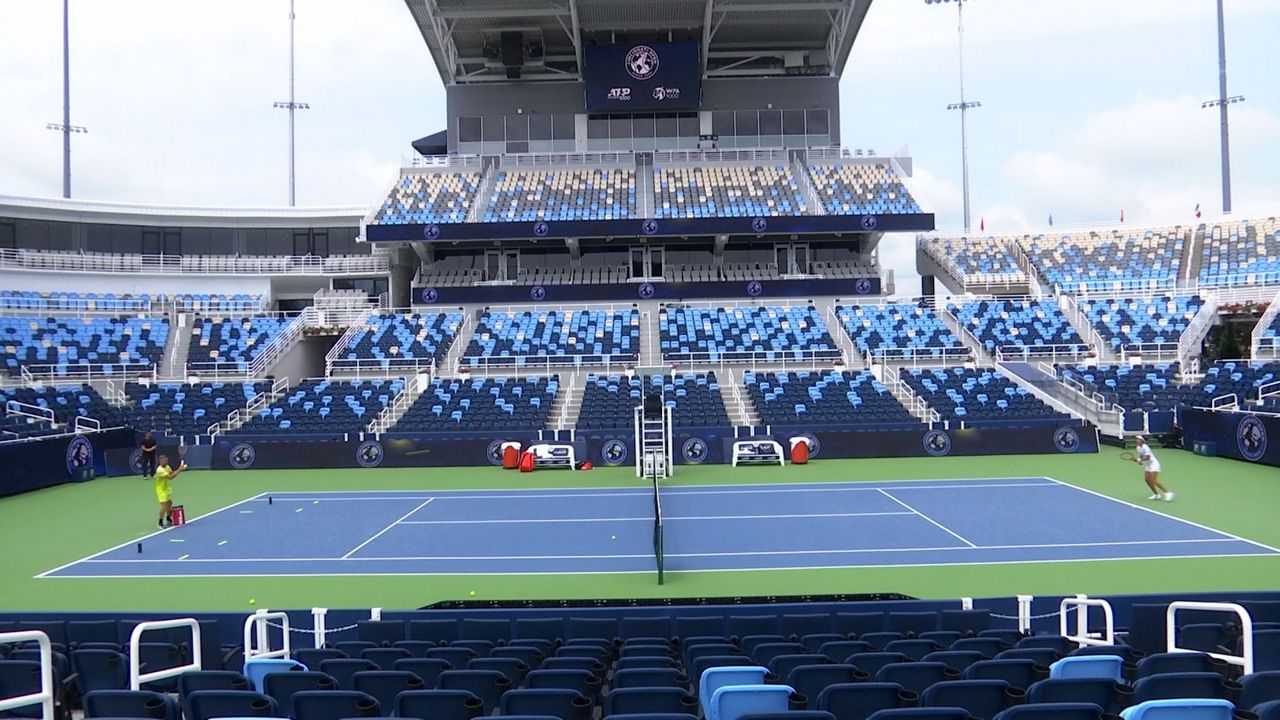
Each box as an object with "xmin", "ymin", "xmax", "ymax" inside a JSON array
[
  {"xmin": 1181, "ymin": 408, "xmax": 1280, "ymax": 466},
  {"xmin": 585, "ymin": 42, "xmax": 701, "ymax": 112},
  {"xmin": 0, "ymin": 428, "xmax": 134, "ymax": 497}
]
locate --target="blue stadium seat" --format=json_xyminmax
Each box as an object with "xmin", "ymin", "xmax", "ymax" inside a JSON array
[
  {"xmin": 337, "ymin": 312, "xmax": 463, "ymax": 370},
  {"xmin": 0, "ymin": 315, "xmax": 168, "ymax": 377},
  {"xmin": 903, "ymin": 367, "xmax": 1069, "ymax": 426},
  {"xmin": 837, "ymin": 302, "xmax": 967, "ymax": 361},
  {"xmin": 371, "ymin": 171, "xmax": 482, "ymax": 225},
  {"xmin": 464, "ymin": 310, "xmax": 639, "ymax": 366},
  {"xmin": 577, "ymin": 372, "xmax": 730, "ymax": 429},
  {"xmin": 660, "ymin": 306, "xmax": 839, "ymax": 362},
  {"xmin": 807, "ymin": 163, "xmax": 921, "ymax": 215},
  {"xmin": 744, "ymin": 370, "xmax": 917, "ymax": 427},
  {"xmin": 392, "ymin": 376, "xmax": 557, "ymax": 432},
  {"xmin": 655, "ymin": 165, "xmax": 805, "ymax": 219}
]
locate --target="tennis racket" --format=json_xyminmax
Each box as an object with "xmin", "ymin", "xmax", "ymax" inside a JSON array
[
  {"xmin": 1120, "ymin": 451, "xmax": 1138, "ymax": 462},
  {"xmin": 178, "ymin": 439, "xmax": 189, "ymax": 468}
]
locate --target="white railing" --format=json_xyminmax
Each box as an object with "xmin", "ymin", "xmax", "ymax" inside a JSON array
[
  {"xmin": 324, "ymin": 307, "xmax": 380, "ymax": 374},
  {"xmin": 916, "ymin": 235, "xmax": 1030, "ymax": 292},
  {"xmin": 1060, "ymin": 596, "xmax": 1115, "ymax": 646},
  {"xmin": 1033, "ymin": 360, "xmax": 1125, "ymax": 426},
  {"xmin": 792, "ymin": 156, "xmax": 826, "ymax": 216},
  {"xmin": 1167, "ymin": 601, "xmax": 1254, "ymax": 675},
  {"xmin": 330, "ymin": 357, "xmax": 436, "ymax": 379},
  {"xmin": 462, "ymin": 354, "xmax": 635, "ymax": 376},
  {"xmin": 0, "ymin": 248, "xmax": 388, "ymax": 276},
  {"xmin": 553, "ymin": 372, "xmax": 579, "ymax": 430},
  {"xmin": 209, "ymin": 377, "xmax": 288, "ymax": 437},
  {"xmin": 405, "ymin": 153, "xmax": 485, "ymax": 169},
  {"xmin": 0, "ymin": 631, "xmax": 54, "ymax": 720},
  {"xmin": 662, "ymin": 349, "xmax": 845, "ymax": 372},
  {"xmin": 654, "ymin": 148, "xmax": 791, "ymax": 165},
  {"xmin": 1060, "ymin": 293, "xmax": 1109, "ymax": 357},
  {"xmin": 103, "ymin": 378, "xmax": 126, "ymax": 404},
  {"xmin": 243, "ymin": 610, "xmax": 292, "ymax": 660},
  {"xmin": 6, "ymin": 400, "xmax": 55, "ymax": 424},
  {"xmin": 1251, "ymin": 287, "xmax": 1280, "ymax": 359},
  {"xmin": 500, "ymin": 151, "xmax": 636, "ymax": 168},
  {"xmin": 73, "ymin": 416, "xmax": 101, "ymax": 433},
  {"xmin": 22, "ymin": 362, "xmax": 156, "ymax": 383},
  {"xmin": 1210, "ymin": 393, "xmax": 1239, "ymax": 410},
  {"xmin": 727, "ymin": 368, "xmax": 754, "ymax": 426},
  {"xmin": 995, "ymin": 344, "xmax": 1092, "ymax": 365},
  {"xmin": 871, "ymin": 346, "xmax": 972, "ymax": 367},
  {"xmin": 883, "ymin": 364, "xmax": 942, "ymax": 424},
  {"xmin": 1258, "ymin": 380, "xmax": 1280, "ymax": 405},
  {"xmin": 1178, "ymin": 294, "xmax": 1219, "ymax": 370},
  {"xmin": 367, "ymin": 373, "xmax": 423, "ymax": 434},
  {"xmin": 129, "ymin": 618, "xmax": 202, "ymax": 690}
]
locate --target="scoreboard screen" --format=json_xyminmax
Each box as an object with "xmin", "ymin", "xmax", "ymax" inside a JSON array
[{"xmin": 584, "ymin": 42, "xmax": 701, "ymax": 113}]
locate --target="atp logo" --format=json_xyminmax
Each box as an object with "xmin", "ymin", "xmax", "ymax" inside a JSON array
[
  {"xmin": 1237, "ymin": 415, "xmax": 1268, "ymax": 462},
  {"xmin": 356, "ymin": 440, "xmax": 385, "ymax": 468},
  {"xmin": 625, "ymin": 45, "xmax": 659, "ymax": 80},
  {"xmin": 530, "ymin": 285, "xmax": 547, "ymax": 301},
  {"xmin": 1053, "ymin": 427, "xmax": 1082, "ymax": 453},
  {"xmin": 229, "ymin": 443, "xmax": 257, "ymax": 470},
  {"xmin": 923, "ymin": 429, "xmax": 952, "ymax": 457},
  {"xmin": 642, "ymin": 219, "xmax": 659, "ymax": 235}
]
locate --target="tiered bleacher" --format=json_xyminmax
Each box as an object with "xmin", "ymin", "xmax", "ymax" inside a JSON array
[
  {"xmin": 372, "ymin": 171, "xmax": 482, "ymax": 224},
  {"xmin": 949, "ymin": 299, "xmax": 1086, "ymax": 357},
  {"xmin": 1195, "ymin": 361, "xmax": 1280, "ymax": 405},
  {"xmin": 172, "ymin": 294, "xmax": 264, "ymax": 313},
  {"xmin": 1199, "ymin": 217, "xmax": 1280, "ymax": 285},
  {"xmin": 124, "ymin": 381, "xmax": 268, "ymax": 436},
  {"xmin": 905, "ymin": 367, "xmax": 1071, "ymax": 425},
  {"xmin": 660, "ymin": 305, "xmax": 841, "ymax": 362},
  {"xmin": 1020, "ymin": 228, "xmax": 1185, "ymax": 292},
  {"xmin": 836, "ymin": 302, "xmax": 968, "ymax": 361},
  {"xmin": 575, "ymin": 372, "xmax": 730, "ymax": 430},
  {"xmin": 187, "ymin": 315, "xmax": 295, "ymax": 371},
  {"xmin": 0, "ymin": 384, "xmax": 124, "ymax": 434},
  {"xmin": 336, "ymin": 312, "xmax": 463, "ymax": 370},
  {"xmin": 744, "ymin": 369, "xmax": 918, "ymax": 426},
  {"xmin": 655, "ymin": 164, "xmax": 805, "ymax": 218},
  {"xmin": 516, "ymin": 266, "xmax": 629, "ymax": 286},
  {"xmin": 921, "ymin": 236, "xmax": 1025, "ymax": 285},
  {"xmin": 483, "ymin": 168, "xmax": 637, "ymax": 222},
  {"xmin": 0, "ymin": 315, "xmax": 169, "ymax": 376},
  {"xmin": 393, "ymin": 376, "xmax": 557, "ymax": 431},
  {"xmin": 1078, "ymin": 295, "xmax": 1203, "ymax": 355},
  {"xmin": 230, "ymin": 379, "xmax": 402, "ymax": 436},
  {"xmin": 808, "ymin": 162, "xmax": 922, "ymax": 215},
  {"xmin": 0, "ymin": 290, "xmax": 154, "ymax": 312},
  {"xmin": 1055, "ymin": 363, "xmax": 1183, "ymax": 432},
  {"xmin": 463, "ymin": 309, "xmax": 640, "ymax": 366}
]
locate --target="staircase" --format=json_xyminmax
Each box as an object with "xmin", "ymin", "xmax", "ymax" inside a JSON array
[
  {"xmin": 367, "ymin": 373, "xmax": 425, "ymax": 434},
  {"xmin": 467, "ymin": 163, "xmax": 499, "ymax": 223},
  {"xmin": 638, "ymin": 301, "xmax": 663, "ymax": 368},
  {"xmin": 940, "ymin": 305, "xmax": 994, "ymax": 363},
  {"xmin": 721, "ymin": 368, "xmax": 760, "ymax": 427},
  {"xmin": 1177, "ymin": 293, "xmax": 1219, "ymax": 372},
  {"xmin": 208, "ymin": 377, "xmax": 290, "ymax": 437},
  {"xmin": 824, "ymin": 302, "xmax": 864, "ymax": 369},
  {"xmin": 435, "ymin": 313, "xmax": 475, "ymax": 376},
  {"xmin": 636, "ymin": 154, "xmax": 655, "ymax": 218},
  {"xmin": 1059, "ymin": 294, "xmax": 1113, "ymax": 362},
  {"xmin": 546, "ymin": 372, "xmax": 583, "ymax": 430},
  {"xmin": 880, "ymin": 365, "xmax": 940, "ymax": 424},
  {"xmin": 1181, "ymin": 225, "xmax": 1202, "ymax": 283},
  {"xmin": 161, "ymin": 312, "xmax": 193, "ymax": 380},
  {"xmin": 998, "ymin": 361, "xmax": 1123, "ymax": 436},
  {"xmin": 791, "ymin": 156, "xmax": 825, "ymax": 216}
]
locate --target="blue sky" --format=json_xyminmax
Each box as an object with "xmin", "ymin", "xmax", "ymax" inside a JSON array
[{"xmin": 0, "ymin": 0, "xmax": 1277, "ymax": 292}]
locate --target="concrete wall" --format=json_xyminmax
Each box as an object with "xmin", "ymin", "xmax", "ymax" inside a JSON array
[{"xmin": 271, "ymin": 336, "xmax": 334, "ymax": 383}]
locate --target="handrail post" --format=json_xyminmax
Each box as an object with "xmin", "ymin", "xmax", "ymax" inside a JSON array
[
  {"xmin": 0, "ymin": 631, "xmax": 54, "ymax": 720},
  {"xmin": 129, "ymin": 618, "xmax": 202, "ymax": 690}
]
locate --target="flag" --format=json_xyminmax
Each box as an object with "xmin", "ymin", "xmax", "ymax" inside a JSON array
[
  {"xmin": 1120, "ymin": 209, "xmax": 1125, "ymax": 223},
  {"xmin": 980, "ymin": 217, "xmax": 985, "ymax": 232},
  {"xmin": 1048, "ymin": 214, "xmax": 1054, "ymax": 227},
  {"xmin": 1195, "ymin": 203, "xmax": 1202, "ymax": 218}
]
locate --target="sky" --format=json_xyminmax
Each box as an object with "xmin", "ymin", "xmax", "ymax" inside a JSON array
[{"xmin": 1, "ymin": 0, "xmax": 1278, "ymax": 295}]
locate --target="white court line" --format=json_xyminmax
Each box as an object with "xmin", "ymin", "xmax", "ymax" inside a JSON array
[
  {"xmin": 34, "ymin": 491, "xmax": 268, "ymax": 579},
  {"xmin": 399, "ymin": 511, "xmax": 918, "ymax": 525},
  {"xmin": 340, "ymin": 498, "xmax": 434, "ymax": 560},
  {"xmin": 877, "ymin": 488, "xmax": 977, "ymax": 548},
  {"xmin": 1040, "ymin": 476, "xmax": 1280, "ymax": 554}
]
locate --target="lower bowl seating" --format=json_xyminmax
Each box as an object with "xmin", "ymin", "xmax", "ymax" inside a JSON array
[
  {"xmin": 392, "ymin": 376, "xmax": 559, "ymax": 432},
  {"xmin": 744, "ymin": 370, "xmax": 918, "ymax": 427},
  {"xmin": 576, "ymin": 373, "xmax": 730, "ymax": 430}
]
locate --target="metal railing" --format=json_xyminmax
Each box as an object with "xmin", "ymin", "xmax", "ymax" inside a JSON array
[
  {"xmin": 553, "ymin": 372, "xmax": 579, "ymax": 430},
  {"xmin": 500, "ymin": 151, "xmax": 636, "ymax": 168},
  {"xmin": 461, "ymin": 354, "xmax": 635, "ymax": 376},
  {"xmin": 208, "ymin": 377, "xmax": 289, "ymax": 437},
  {"xmin": 6, "ymin": 400, "xmax": 55, "ymax": 424},
  {"xmin": 367, "ymin": 373, "xmax": 423, "ymax": 434},
  {"xmin": 870, "ymin": 346, "xmax": 973, "ymax": 367},
  {"xmin": 0, "ymin": 248, "xmax": 388, "ymax": 276},
  {"xmin": 1178, "ymin": 294, "xmax": 1219, "ymax": 370},
  {"xmin": 129, "ymin": 619, "xmax": 201, "ymax": 690},
  {"xmin": 1251, "ymin": 287, "xmax": 1280, "ymax": 359},
  {"xmin": 323, "ymin": 307, "xmax": 381, "ymax": 374},
  {"xmin": 916, "ymin": 235, "xmax": 1030, "ymax": 292},
  {"xmin": 663, "ymin": 349, "xmax": 845, "ymax": 372},
  {"xmin": 654, "ymin": 148, "xmax": 791, "ymax": 164},
  {"xmin": 995, "ymin": 344, "xmax": 1092, "ymax": 365},
  {"xmin": 882, "ymin": 364, "xmax": 942, "ymax": 423},
  {"xmin": 21, "ymin": 362, "xmax": 156, "ymax": 383},
  {"xmin": 1037, "ymin": 361, "xmax": 1126, "ymax": 425},
  {"xmin": 0, "ymin": 631, "xmax": 54, "ymax": 720}
]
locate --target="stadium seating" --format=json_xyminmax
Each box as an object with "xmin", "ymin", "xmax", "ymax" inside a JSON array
[
  {"xmin": 660, "ymin": 306, "xmax": 840, "ymax": 362},
  {"xmin": 230, "ymin": 379, "xmax": 403, "ymax": 436},
  {"xmin": 0, "ymin": 291, "xmax": 154, "ymax": 312},
  {"xmin": 836, "ymin": 302, "xmax": 967, "ymax": 361},
  {"xmin": 392, "ymin": 376, "xmax": 557, "ymax": 432},
  {"xmin": 0, "ymin": 384, "xmax": 125, "ymax": 433},
  {"xmin": 1077, "ymin": 296, "xmax": 1203, "ymax": 354},
  {"xmin": 655, "ymin": 165, "xmax": 805, "ymax": 218},
  {"xmin": 1259, "ymin": 313, "xmax": 1280, "ymax": 357},
  {"xmin": 575, "ymin": 373, "xmax": 730, "ymax": 430},
  {"xmin": 172, "ymin": 294, "xmax": 264, "ymax": 313},
  {"xmin": 373, "ymin": 171, "xmax": 482, "ymax": 225},
  {"xmin": 743, "ymin": 370, "xmax": 918, "ymax": 426},
  {"xmin": 0, "ymin": 316, "xmax": 169, "ymax": 376},
  {"xmin": 921, "ymin": 237, "xmax": 1024, "ymax": 284},
  {"xmin": 1020, "ymin": 228, "xmax": 1186, "ymax": 292},
  {"xmin": 807, "ymin": 163, "xmax": 922, "ymax": 215},
  {"xmin": 187, "ymin": 315, "xmax": 294, "ymax": 371},
  {"xmin": 904, "ymin": 368, "xmax": 1070, "ymax": 425},
  {"xmin": 484, "ymin": 168, "xmax": 637, "ymax": 222},
  {"xmin": 337, "ymin": 312, "xmax": 463, "ymax": 369},
  {"xmin": 1055, "ymin": 364, "xmax": 1183, "ymax": 412},
  {"xmin": 463, "ymin": 310, "xmax": 640, "ymax": 366},
  {"xmin": 124, "ymin": 381, "xmax": 268, "ymax": 436},
  {"xmin": 1195, "ymin": 361, "xmax": 1280, "ymax": 404},
  {"xmin": 1199, "ymin": 218, "xmax": 1280, "ymax": 285},
  {"xmin": 948, "ymin": 300, "xmax": 1086, "ymax": 357}
]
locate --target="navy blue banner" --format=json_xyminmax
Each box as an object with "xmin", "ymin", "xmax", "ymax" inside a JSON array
[
  {"xmin": 584, "ymin": 42, "xmax": 701, "ymax": 112},
  {"xmin": 1180, "ymin": 408, "xmax": 1280, "ymax": 466},
  {"xmin": 415, "ymin": 276, "xmax": 880, "ymax": 305},
  {"xmin": 366, "ymin": 213, "xmax": 935, "ymax": 243},
  {"xmin": 0, "ymin": 429, "xmax": 135, "ymax": 497}
]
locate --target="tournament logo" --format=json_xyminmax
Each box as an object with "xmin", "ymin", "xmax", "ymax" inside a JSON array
[
  {"xmin": 642, "ymin": 219, "xmax": 659, "ymax": 235},
  {"xmin": 797, "ymin": 432, "xmax": 821, "ymax": 458},
  {"xmin": 746, "ymin": 281, "xmax": 764, "ymax": 297},
  {"xmin": 854, "ymin": 278, "xmax": 874, "ymax": 295},
  {"xmin": 601, "ymin": 439, "xmax": 629, "ymax": 466},
  {"xmin": 681, "ymin": 437, "xmax": 708, "ymax": 464},
  {"xmin": 356, "ymin": 440, "xmax": 385, "ymax": 468},
  {"xmin": 128, "ymin": 448, "xmax": 145, "ymax": 474},
  {"xmin": 530, "ymin": 285, "xmax": 547, "ymax": 301},
  {"xmin": 421, "ymin": 288, "xmax": 439, "ymax": 304},
  {"xmin": 625, "ymin": 45, "xmax": 659, "ymax": 80},
  {"xmin": 1237, "ymin": 415, "xmax": 1268, "ymax": 462},
  {"xmin": 533, "ymin": 221, "xmax": 550, "ymax": 236},
  {"xmin": 229, "ymin": 443, "xmax": 257, "ymax": 470},
  {"xmin": 1053, "ymin": 427, "xmax": 1082, "ymax": 453},
  {"xmin": 923, "ymin": 429, "xmax": 952, "ymax": 457},
  {"xmin": 485, "ymin": 440, "xmax": 505, "ymax": 466},
  {"xmin": 66, "ymin": 435, "xmax": 93, "ymax": 474},
  {"xmin": 423, "ymin": 224, "xmax": 441, "ymax": 239},
  {"xmin": 638, "ymin": 282, "xmax": 656, "ymax": 300},
  {"xmin": 652, "ymin": 87, "xmax": 681, "ymax": 101},
  {"xmin": 751, "ymin": 217, "xmax": 768, "ymax": 233},
  {"xmin": 861, "ymin": 215, "xmax": 879, "ymax": 231}
]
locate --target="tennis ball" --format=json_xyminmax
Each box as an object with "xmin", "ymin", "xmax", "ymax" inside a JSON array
[
  {"xmin": 611, "ymin": 535, "xmax": 617, "ymax": 540},
  {"xmin": 248, "ymin": 598, "xmax": 256, "ymax": 605},
  {"xmin": 468, "ymin": 590, "xmax": 476, "ymax": 597}
]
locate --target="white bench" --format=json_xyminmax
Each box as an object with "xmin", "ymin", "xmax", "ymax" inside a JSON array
[
  {"xmin": 528, "ymin": 443, "xmax": 577, "ymax": 470},
  {"xmin": 732, "ymin": 440, "xmax": 785, "ymax": 467}
]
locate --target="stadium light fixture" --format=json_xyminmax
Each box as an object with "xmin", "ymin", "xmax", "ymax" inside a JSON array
[
  {"xmin": 47, "ymin": 0, "xmax": 87, "ymax": 199},
  {"xmin": 1201, "ymin": 0, "xmax": 1243, "ymax": 214},
  {"xmin": 925, "ymin": 0, "xmax": 980, "ymax": 234},
  {"xmin": 273, "ymin": 0, "xmax": 310, "ymax": 207}
]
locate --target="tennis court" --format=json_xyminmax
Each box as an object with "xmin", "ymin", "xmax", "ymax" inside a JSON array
[{"xmin": 39, "ymin": 476, "xmax": 1278, "ymax": 579}]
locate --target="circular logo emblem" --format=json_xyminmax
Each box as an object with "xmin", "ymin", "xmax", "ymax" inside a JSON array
[
  {"xmin": 424, "ymin": 224, "xmax": 441, "ymax": 239},
  {"xmin": 533, "ymin": 221, "xmax": 549, "ymax": 236},
  {"xmin": 66, "ymin": 435, "xmax": 93, "ymax": 473},
  {"xmin": 861, "ymin": 215, "xmax": 879, "ymax": 230},
  {"xmin": 855, "ymin": 278, "xmax": 874, "ymax": 295},
  {"xmin": 530, "ymin": 285, "xmax": 547, "ymax": 301},
  {"xmin": 923, "ymin": 429, "xmax": 952, "ymax": 457},
  {"xmin": 421, "ymin": 287, "xmax": 439, "ymax": 304},
  {"xmin": 625, "ymin": 45, "xmax": 660, "ymax": 80},
  {"xmin": 485, "ymin": 440, "xmax": 506, "ymax": 466},
  {"xmin": 681, "ymin": 437, "xmax": 709, "ymax": 464},
  {"xmin": 600, "ymin": 439, "xmax": 630, "ymax": 466},
  {"xmin": 642, "ymin": 219, "xmax": 659, "ymax": 235},
  {"xmin": 751, "ymin": 217, "xmax": 768, "ymax": 233},
  {"xmin": 746, "ymin": 281, "xmax": 764, "ymax": 297},
  {"xmin": 638, "ymin": 282, "xmax": 656, "ymax": 300},
  {"xmin": 797, "ymin": 432, "xmax": 821, "ymax": 458},
  {"xmin": 1053, "ymin": 427, "xmax": 1082, "ymax": 453},
  {"xmin": 128, "ymin": 448, "xmax": 145, "ymax": 474},
  {"xmin": 1237, "ymin": 415, "xmax": 1268, "ymax": 462},
  {"xmin": 229, "ymin": 443, "xmax": 257, "ymax": 470},
  {"xmin": 356, "ymin": 440, "xmax": 385, "ymax": 468}
]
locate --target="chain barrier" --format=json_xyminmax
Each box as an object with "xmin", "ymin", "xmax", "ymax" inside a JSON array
[
  {"xmin": 265, "ymin": 620, "xmax": 360, "ymax": 636},
  {"xmin": 990, "ymin": 610, "xmax": 1063, "ymax": 621}
]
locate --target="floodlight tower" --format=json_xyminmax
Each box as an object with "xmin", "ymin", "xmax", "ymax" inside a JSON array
[
  {"xmin": 925, "ymin": 0, "xmax": 980, "ymax": 234},
  {"xmin": 1201, "ymin": 0, "xmax": 1244, "ymax": 215},
  {"xmin": 274, "ymin": 0, "xmax": 309, "ymax": 206},
  {"xmin": 46, "ymin": 0, "xmax": 87, "ymax": 199}
]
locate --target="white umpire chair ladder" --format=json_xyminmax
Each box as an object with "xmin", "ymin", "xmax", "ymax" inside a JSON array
[{"xmin": 634, "ymin": 403, "xmax": 673, "ymax": 478}]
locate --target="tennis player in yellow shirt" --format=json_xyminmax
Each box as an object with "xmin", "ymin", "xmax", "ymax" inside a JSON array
[{"xmin": 154, "ymin": 454, "xmax": 187, "ymax": 529}]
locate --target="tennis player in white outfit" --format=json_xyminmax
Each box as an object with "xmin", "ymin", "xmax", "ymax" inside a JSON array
[{"xmin": 1134, "ymin": 435, "xmax": 1173, "ymax": 501}]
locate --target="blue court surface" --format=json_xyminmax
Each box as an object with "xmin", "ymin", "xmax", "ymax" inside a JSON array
[{"xmin": 40, "ymin": 477, "xmax": 1278, "ymax": 578}]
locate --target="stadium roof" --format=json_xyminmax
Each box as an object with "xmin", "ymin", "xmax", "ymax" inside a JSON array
[{"xmin": 404, "ymin": 0, "xmax": 872, "ymax": 84}]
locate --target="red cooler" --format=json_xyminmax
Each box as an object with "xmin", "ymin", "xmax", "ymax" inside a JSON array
[
  {"xmin": 501, "ymin": 442, "xmax": 522, "ymax": 469},
  {"xmin": 519, "ymin": 450, "xmax": 536, "ymax": 473},
  {"xmin": 789, "ymin": 437, "xmax": 810, "ymax": 465}
]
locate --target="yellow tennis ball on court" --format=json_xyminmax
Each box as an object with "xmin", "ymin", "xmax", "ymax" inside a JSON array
[
  {"xmin": 248, "ymin": 598, "xmax": 256, "ymax": 605},
  {"xmin": 468, "ymin": 590, "xmax": 476, "ymax": 597}
]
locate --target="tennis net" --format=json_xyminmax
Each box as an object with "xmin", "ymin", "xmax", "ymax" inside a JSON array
[{"xmin": 651, "ymin": 471, "xmax": 665, "ymax": 585}]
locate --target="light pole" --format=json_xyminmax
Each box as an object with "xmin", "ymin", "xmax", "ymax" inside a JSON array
[
  {"xmin": 46, "ymin": 0, "xmax": 87, "ymax": 199},
  {"xmin": 925, "ymin": 0, "xmax": 980, "ymax": 234},
  {"xmin": 274, "ymin": 0, "xmax": 309, "ymax": 206},
  {"xmin": 1201, "ymin": 0, "xmax": 1243, "ymax": 215}
]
